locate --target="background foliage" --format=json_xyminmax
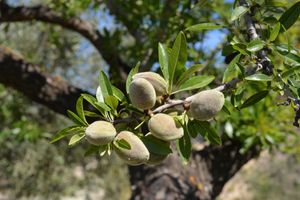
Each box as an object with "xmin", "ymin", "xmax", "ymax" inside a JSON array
[{"xmin": 0, "ymin": 0, "xmax": 300, "ymax": 199}]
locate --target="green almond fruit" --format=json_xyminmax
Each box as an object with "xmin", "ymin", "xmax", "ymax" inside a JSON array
[
  {"xmin": 187, "ymin": 90, "xmax": 225, "ymax": 121},
  {"xmin": 129, "ymin": 78, "xmax": 156, "ymax": 110},
  {"xmin": 133, "ymin": 72, "xmax": 168, "ymax": 96},
  {"xmin": 114, "ymin": 131, "xmax": 150, "ymax": 166},
  {"xmin": 85, "ymin": 121, "xmax": 116, "ymax": 146},
  {"xmin": 148, "ymin": 113, "xmax": 184, "ymax": 141}
]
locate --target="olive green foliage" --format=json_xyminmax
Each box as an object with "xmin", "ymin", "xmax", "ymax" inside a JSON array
[
  {"xmin": 1, "ymin": 0, "xmax": 300, "ymax": 198},
  {"xmin": 52, "ymin": 0, "xmax": 300, "ymax": 166}
]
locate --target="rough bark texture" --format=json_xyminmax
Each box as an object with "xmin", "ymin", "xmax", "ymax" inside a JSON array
[
  {"xmin": 0, "ymin": 46, "xmax": 85, "ymax": 115},
  {"xmin": 0, "ymin": 2, "xmax": 131, "ymax": 86},
  {"xmin": 129, "ymin": 141, "xmax": 259, "ymax": 200}
]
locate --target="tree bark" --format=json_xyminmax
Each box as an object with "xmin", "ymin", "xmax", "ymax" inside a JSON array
[
  {"xmin": 129, "ymin": 141, "xmax": 259, "ymax": 200},
  {"xmin": 0, "ymin": 46, "xmax": 85, "ymax": 115},
  {"xmin": 0, "ymin": 2, "xmax": 131, "ymax": 87}
]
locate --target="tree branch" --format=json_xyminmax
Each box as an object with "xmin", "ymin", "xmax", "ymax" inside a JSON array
[
  {"xmin": 0, "ymin": 2, "xmax": 131, "ymax": 79},
  {"xmin": 0, "ymin": 46, "xmax": 87, "ymax": 116}
]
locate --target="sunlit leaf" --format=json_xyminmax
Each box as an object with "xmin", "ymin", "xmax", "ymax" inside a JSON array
[
  {"xmin": 67, "ymin": 110, "xmax": 88, "ymax": 126},
  {"xmin": 231, "ymin": 6, "xmax": 249, "ymax": 21},
  {"xmin": 176, "ymin": 64, "xmax": 204, "ymax": 86},
  {"xmin": 185, "ymin": 23, "xmax": 225, "ymax": 32},
  {"xmin": 126, "ymin": 62, "xmax": 140, "ymax": 94},
  {"xmin": 245, "ymin": 74, "xmax": 273, "ymax": 81},
  {"xmin": 50, "ymin": 126, "xmax": 85, "ymax": 143},
  {"xmin": 68, "ymin": 132, "xmax": 85, "ymax": 146},
  {"xmin": 246, "ymin": 39, "xmax": 265, "ymax": 52},
  {"xmin": 168, "ymin": 31, "xmax": 187, "ymax": 91},
  {"xmin": 158, "ymin": 43, "xmax": 169, "ymax": 81},
  {"xmin": 174, "ymin": 75, "xmax": 215, "ymax": 93}
]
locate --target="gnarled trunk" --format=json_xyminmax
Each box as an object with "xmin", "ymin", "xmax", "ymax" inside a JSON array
[{"xmin": 129, "ymin": 141, "xmax": 259, "ymax": 200}]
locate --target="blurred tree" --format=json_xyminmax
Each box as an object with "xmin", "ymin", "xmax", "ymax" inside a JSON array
[{"xmin": 0, "ymin": 0, "xmax": 300, "ymax": 199}]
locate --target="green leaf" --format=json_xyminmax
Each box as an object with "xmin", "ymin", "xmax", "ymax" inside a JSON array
[
  {"xmin": 98, "ymin": 71, "xmax": 113, "ymax": 99},
  {"xmin": 185, "ymin": 23, "xmax": 225, "ymax": 32},
  {"xmin": 96, "ymin": 86, "xmax": 104, "ymax": 103},
  {"xmin": 142, "ymin": 134, "xmax": 172, "ymax": 155},
  {"xmin": 233, "ymin": 43, "xmax": 250, "ymax": 55},
  {"xmin": 76, "ymin": 96, "xmax": 87, "ymax": 124},
  {"xmin": 198, "ymin": 121, "xmax": 222, "ymax": 145},
  {"xmin": 176, "ymin": 130, "xmax": 191, "ymax": 164},
  {"xmin": 81, "ymin": 94, "xmax": 110, "ymax": 115},
  {"xmin": 176, "ymin": 64, "xmax": 204, "ymax": 86},
  {"xmin": 187, "ymin": 120, "xmax": 203, "ymax": 138},
  {"xmin": 281, "ymin": 65, "xmax": 300, "ymax": 78},
  {"xmin": 174, "ymin": 75, "xmax": 215, "ymax": 94},
  {"xmin": 112, "ymin": 85, "xmax": 127, "ymax": 103},
  {"xmin": 84, "ymin": 145, "xmax": 100, "ymax": 156},
  {"xmin": 158, "ymin": 43, "xmax": 169, "ymax": 81},
  {"xmin": 83, "ymin": 111, "xmax": 103, "ymax": 118},
  {"xmin": 269, "ymin": 22, "xmax": 281, "ymax": 42},
  {"xmin": 168, "ymin": 31, "xmax": 187, "ymax": 91},
  {"xmin": 67, "ymin": 110, "xmax": 88, "ymax": 126},
  {"xmin": 279, "ymin": 1, "xmax": 300, "ymax": 31},
  {"xmin": 104, "ymin": 95, "xmax": 119, "ymax": 110},
  {"xmin": 221, "ymin": 105, "xmax": 231, "ymax": 115},
  {"xmin": 245, "ymin": 74, "xmax": 273, "ymax": 81},
  {"xmin": 239, "ymin": 90, "xmax": 269, "ymax": 109},
  {"xmin": 276, "ymin": 45, "xmax": 300, "ymax": 63},
  {"xmin": 246, "ymin": 39, "xmax": 265, "ymax": 52},
  {"xmin": 126, "ymin": 62, "xmax": 140, "ymax": 94},
  {"xmin": 222, "ymin": 54, "xmax": 241, "ymax": 83},
  {"xmin": 231, "ymin": 6, "xmax": 249, "ymax": 21},
  {"xmin": 68, "ymin": 132, "xmax": 85, "ymax": 146},
  {"xmin": 50, "ymin": 126, "xmax": 85, "ymax": 143},
  {"xmin": 114, "ymin": 138, "xmax": 131, "ymax": 150}
]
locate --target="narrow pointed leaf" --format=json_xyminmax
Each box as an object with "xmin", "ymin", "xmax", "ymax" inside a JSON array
[
  {"xmin": 169, "ymin": 32, "xmax": 187, "ymax": 90},
  {"xmin": 176, "ymin": 64, "xmax": 204, "ymax": 86},
  {"xmin": 174, "ymin": 75, "xmax": 215, "ymax": 93},
  {"xmin": 68, "ymin": 132, "xmax": 85, "ymax": 146},
  {"xmin": 245, "ymin": 74, "xmax": 273, "ymax": 81},
  {"xmin": 239, "ymin": 90, "xmax": 269, "ymax": 109},
  {"xmin": 269, "ymin": 22, "xmax": 281, "ymax": 42},
  {"xmin": 158, "ymin": 43, "xmax": 169, "ymax": 80},
  {"xmin": 231, "ymin": 6, "xmax": 249, "ymax": 21},
  {"xmin": 176, "ymin": 130, "xmax": 191, "ymax": 164},
  {"xmin": 185, "ymin": 23, "xmax": 225, "ymax": 32},
  {"xmin": 279, "ymin": 1, "xmax": 300, "ymax": 31},
  {"xmin": 246, "ymin": 39, "xmax": 265, "ymax": 52},
  {"xmin": 112, "ymin": 85, "xmax": 127, "ymax": 103},
  {"xmin": 222, "ymin": 54, "xmax": 241, "ymax": 83},
  {"xmin": 126, "ymin": 62, "xmax": 140, "ymax": 94},
  {"xmin": 67, "ymin": 110, "xmax": 88, "ymax": 126},
  {"xmin": 50, "ymin": 126, "xmax": 85, "ymax": 143},
  {"xmin": 198, "ymin": 121, "xmax": 221, "ymax": 145},
  {"xmin": 99, "ymin": 71, "xmax": 113, "ymax": 99},
  {"xmin": 114, "ymin": 138, "xmax": 131, "ymax": 150},
  {"xmin": 76, "ymin": 96, "xmax": 87, "ymax": 124}
]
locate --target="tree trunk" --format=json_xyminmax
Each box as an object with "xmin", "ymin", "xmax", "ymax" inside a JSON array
[{"xmin": 129, "ymin": 141, "xmax": 259, "ymax": 200}]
